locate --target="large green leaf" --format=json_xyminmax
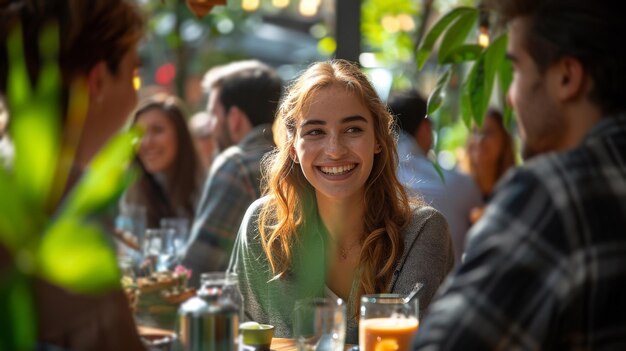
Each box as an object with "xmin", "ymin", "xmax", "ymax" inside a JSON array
[
  {"xmin": 416, "ymin": 7, "xmax": 477, "ymax": 70},
  {"xmin": 37, "ymin": 218, "xmax": 121, "ymax": 294},
  {"xmin": 498, "ymin": 51, "xmax": 515, "ymax": 126},
  {"xmin": 463, "ymin": 53, "xmax": 486, "ymax": 127},
  {"xmin": 440, "ymin": 44, "xmax": 483, "ymax": 64},
  {"xmin": 427, "ymin": 69, "xmax": 452, "ymax": 115},
  {"xmin": 8, "ymin": 24, "xmax": 61, "ymax": 211},
  {"xmin": 462, "ymin": 34, "xmax": 508, "ymax": 126},
  {"xmin": 0, "ymin": 271, "xmax": 36, "ymax": 351},
  {"xmin": 0, "ymin": 168, "xmax": 39, "ymax": 253},
  {"xmin": 61, "ymin": 129, "xmax": 140, "ymax": 218},
  {"xmin": 438, "ymin": 10, "xmax": 478, "ymax": 64}
]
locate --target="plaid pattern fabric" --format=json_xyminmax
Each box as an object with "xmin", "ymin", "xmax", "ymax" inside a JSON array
[
  {"xmin": 414, "ymin": 115, "xmax": 626, "ymax": 350},
  {"xmin": 182, "ymin": 125, "xmax": 274, "ymax": 286}
]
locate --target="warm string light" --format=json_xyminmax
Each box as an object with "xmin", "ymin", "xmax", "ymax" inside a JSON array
[
  {"xmin": 242, "ymin": 0, "xmax": 260, "ymax": 12},
  {"xmin": 299, "ymin": 0, "xmax": 320, "ymax": 17},
  {"xmin": 478, "ymin": 25, "xmax": 490, "ymax": 47},
  {"xmin": 272, "ymin": 0, "xmax": 289, "ymax": 9}
]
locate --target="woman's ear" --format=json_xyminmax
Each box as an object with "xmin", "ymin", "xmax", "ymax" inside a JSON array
[
  {"xmin": 290, "ymin": 148, "xmax": 299, "ymax": 164},
  {"xmin": 374, "ymin": 143, "xmax": 382, "ymax": 154}
]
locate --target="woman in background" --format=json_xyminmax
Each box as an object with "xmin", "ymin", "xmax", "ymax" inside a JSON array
[
  {"xmin": 463, "ymin": 109, "xmax": 516, "ymax": 223},
  {"xmin": 229, "ymin": 59, "xmax": 453, "ymax": 344},
  {"xmin": 124, "ymin": 93, "xmax": 205, "ymax": 228}
]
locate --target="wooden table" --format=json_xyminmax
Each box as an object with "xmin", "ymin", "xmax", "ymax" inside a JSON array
[
  {"xmin": 138, "ymin": 327, "xmax": 354, "ymax": 350},
  {"xmin": 271, "ymin": 338, "xmax": 355, "ymax": 351}
]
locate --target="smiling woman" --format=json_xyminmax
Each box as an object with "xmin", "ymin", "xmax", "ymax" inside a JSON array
[
  {"xmin": 228, "ymin": 59, "xmax": 454, "ymax": 345},
  {"xmin": 123, "ymin": 93, "xmax": 205, "ymax": 228}
]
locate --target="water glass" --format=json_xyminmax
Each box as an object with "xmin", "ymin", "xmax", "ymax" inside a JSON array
[
  {"xmin": 160, "ymin": 217, "xmax": 190, "ymax": 259},
  {"xmin": 359, "ymin": 294, "xmax": 419, "ymax": 351},
  {"xmin": 143, "ymin": 228, "xmax": 177, "ymax": 271},
  {"xmin": 293, "ymin": 297, "xmax": 346, "ymax": 351}
]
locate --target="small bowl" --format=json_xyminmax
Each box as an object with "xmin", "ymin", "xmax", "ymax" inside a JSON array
[{"xmin": 240, "ymin": 322, "xmax": 275, "ymax": 350}]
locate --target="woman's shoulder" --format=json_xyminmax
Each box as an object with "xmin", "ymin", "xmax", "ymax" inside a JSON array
[{"xmin": 404, "ymin": 204, "xmax": 448, "ymax": 241}]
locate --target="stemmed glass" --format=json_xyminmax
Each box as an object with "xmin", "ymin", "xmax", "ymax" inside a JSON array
[{"xmin": 160, "ymin": 217, "xmax": 190, "ymax": 264}]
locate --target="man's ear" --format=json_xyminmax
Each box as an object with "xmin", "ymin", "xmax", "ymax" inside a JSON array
[
  {"xmin": 87, "ymin": 61, "xmax": 108, "ymax": 104},
  {"xmin": 556, "ymin": 57, "xmax": 586, "ymax": 101},
  {"xmin": 226, "ymin": 105, "xmax": 252, "ymax": 141}
]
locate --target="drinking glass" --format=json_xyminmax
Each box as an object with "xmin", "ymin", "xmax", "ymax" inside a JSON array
[
  {"xmin": 293, "ymin": 297, "xmax": 346, "ymax": 351},
  {"xmin": 359, "ymin": 294, "xmax": 419, "ymax": 351},
  {"xmin": 160, "ymin": 217, "xmax": 190, "ymax": 261},
  {"xmin": 143, "ymin": 228, "xmax": 177, "ymax": 271}
]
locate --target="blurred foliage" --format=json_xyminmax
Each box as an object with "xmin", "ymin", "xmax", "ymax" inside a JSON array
[
  {"xmin": 416, "ymin": 5, "xmax": 513, "ymax": 128},
  {"xmin": 0, "ymin": 24, "xmax": 139, "ymax": 349}
]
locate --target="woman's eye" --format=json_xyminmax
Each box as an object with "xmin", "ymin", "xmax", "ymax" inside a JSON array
[
  {"xmin": 346, "ymin": 127, "xmax": 363, "ymax": 133},
  {"xmin": 304, "ymin": 129, "xmax": 323, "ymax": 136}
]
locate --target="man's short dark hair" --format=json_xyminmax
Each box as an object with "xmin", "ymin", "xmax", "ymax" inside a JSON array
[
  {"xmin": 202, "ymin": 60, "xmax": 283, "ymax": 127},
  {"xmin": 491, "ymin": 0, "xmax": 626, "ymax": 115},
  {"xmin": 387, "ymin": 90, "xmax": 428, "ymax": 136}
]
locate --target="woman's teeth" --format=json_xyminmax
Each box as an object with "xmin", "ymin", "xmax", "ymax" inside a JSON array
[{"xmin": 319, "ymin": 164, "xmax": 356, "ymax": 175}]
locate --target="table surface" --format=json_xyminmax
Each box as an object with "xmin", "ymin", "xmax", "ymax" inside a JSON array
[
  {"xmin": 271, "ymin": 338, "xmax": 356, "ymax": 351},
  {"xmin": 138, "ymin": 326, "xmax": 355, "ymax": 350}
]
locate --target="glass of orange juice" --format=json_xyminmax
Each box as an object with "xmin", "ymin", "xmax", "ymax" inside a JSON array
[{"xmin": 359, "ymin": 294, "xmax": 419, "ymax": 351}]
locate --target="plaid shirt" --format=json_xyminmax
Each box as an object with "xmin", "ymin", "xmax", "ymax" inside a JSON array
[
  {"xmin": 414, "ymin": 114, "xmax": 626, "ymax": 350},
  {"xmin": 183, "ymin": 125, "xmax": 274, "ymax": 286}
]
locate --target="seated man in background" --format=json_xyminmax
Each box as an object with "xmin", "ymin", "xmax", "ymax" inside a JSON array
[
  {"xmin": 389, "ymin": 90, "xmax": 482, "ymax": 266},
  {"xmin": 183, "ymin": 60, "xmax": 283, "ymax": 286}
]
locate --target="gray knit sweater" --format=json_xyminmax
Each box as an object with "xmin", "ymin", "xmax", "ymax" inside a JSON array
[{"xmin": 228, "ymin": 196, "xmax": 454, "ymax": 344}]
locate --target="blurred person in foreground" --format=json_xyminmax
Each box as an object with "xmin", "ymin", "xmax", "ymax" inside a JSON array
[
  {"xmin": 462, "ymin": 109, "xmax": 516, "ymax": 223},
  {"xmin": 123, "ymin": 94, "xmax": 205, "ymax": 228},
  {"xmin": 228, "ymin": 60, "xmax": 454, "ymax": 344},
  {"xmin": 183, "ymin": 60, "xmax": 283, "ymax": 285},
  {"xmin": 389, "ymin": 90, "xmax": 482, "ymax": 266},
  {"xmin": 414, "ymin": 0, "xmax": 626, "ymax": 349},
  {"xmin": 0, "ymin": 0, "xmax": 145, "ymax": 349},
  {"xmin": 188, "ymin": 110, "xmax": 217, "ymax": 170}
]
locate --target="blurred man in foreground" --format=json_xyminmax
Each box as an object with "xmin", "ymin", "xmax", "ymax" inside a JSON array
[{"xmin": 414, "ymin": 0, "xmax": 626, "ymax": 349}]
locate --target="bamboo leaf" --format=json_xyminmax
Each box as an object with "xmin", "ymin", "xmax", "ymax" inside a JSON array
[
  {"xmin": 37, "ymin": 218, "xmax": 120, "ymax": 294},
  {"xmin": 463, "ymin": 53, "xmax": 486, "ymax": 126},
  {"xmin": 0, "ymin": 168, "xmax": 40, "ymax": 252},
  {"xmin": 61, "ymin": 129, "xmax": 140, "ymax": 218},
  {"xmin": 8, "ymin": 23, "xmax": 61, "ymax": 210},
  {"xmin": 0, "ymin": 271, "xmax": 36, "ymax": 350},
  {"xmin": 416, "ymin": 7, "xmax": 477, "ymax": 70},
  {"xmin": 498, "ymin": 50, "xmax": 515, "ymax": 127},
  {"xmin": 427, "ymin": 69, "xmax": 452, "ymax": 115},
  {"xmin": 438, "ymin": 11, "xmax": 478, "ymax": 64},
  {"xmin": 441, "ymin": 44, "xmax": 483, "ymax": 64},
  {"xmin": 460, "ymin": 87, "xmax": 473, "ymax": 128}
]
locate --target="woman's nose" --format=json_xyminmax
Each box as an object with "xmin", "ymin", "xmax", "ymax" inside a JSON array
[{"xmin": 325, "ymin": 135, "xmax": 347, "ymax": 158}]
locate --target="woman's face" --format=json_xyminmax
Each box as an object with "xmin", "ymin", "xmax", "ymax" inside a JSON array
[
  {"xmin": 293, "ymin": 85, "xmax": 381, "ymax": 204},
  {"xmin": 468, "ymin": 115, "xmax": 505, "ymax": 168},
  {"xmin": 136, "ymin": 109, "xmax": 178, "ymax": 174}
]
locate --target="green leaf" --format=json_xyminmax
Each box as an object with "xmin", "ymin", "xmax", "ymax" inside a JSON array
[
  {"xmin": 37, "ymin": 218, "xmax": 120, "ymax": 294},
  {"xmin": 62, "ymin": 129, "xmax": 140, "ymax": 218},
  {"xmin": 8, "ymin": 23, "xmax": 61, "ymax": 210},
  {"xmin": 460, "ymin": 87, "xmax": 473, "ymax": 128},
  {"xmin": 416, "ymin": 7, "xmax": 477, "ymax": 70},
  {"xmin": 463, "ymin": 53, "xmax": 486, "ymax": 126},
  {"xmin": 0, "ymin": 271, "xmax": 36, "ymax": 351},
  {"xmin": 498, "ymin": 50, "xmax": 514, "ymax": 127},
  {"xmin": 427, "ymin": 69, "xmax": 452, "ymax": 115},
  {"xmin": 441, "ymin": 44, "xmax": 483, "ymax": 64},
  {"xmin": 463, "ymin": 34, "xmax": 508, "ymax": 127},
  {"xmin": 0, "ymin": 168, "xmax": 40, "ymax": 252},
  {"xmin": 438, "ymin": 10, "xmax": 478, "ymax": 64}
]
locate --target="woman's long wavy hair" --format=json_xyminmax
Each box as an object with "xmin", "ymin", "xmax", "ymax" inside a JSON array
[
  {"xmin": 259, "ymin": 59, "xmax": 417, "ymax": 308},
  {"xmin": 125, "ymin": 93, "xmax": 204, "ymax": 227}
]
